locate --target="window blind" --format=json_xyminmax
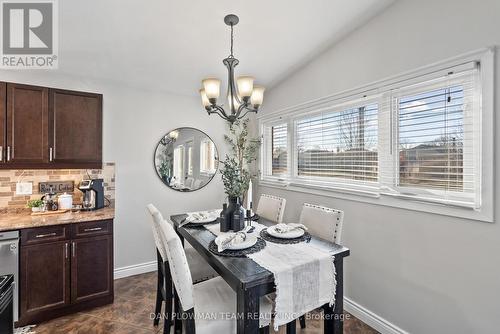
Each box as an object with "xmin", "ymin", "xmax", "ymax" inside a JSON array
[
  {"xmin": 296, "ymin": 103, "xmax": 378, "ymax": 183},
  {"xmin": 394, "ymin": 70, "xmax": 477, "ymax": 202},
  {"xmin": 271, "ymin": 124, "xmax": 288, "ymax": 175}
]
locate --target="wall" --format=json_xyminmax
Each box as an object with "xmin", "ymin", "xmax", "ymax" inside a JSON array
[
  {"xmin": 0, "ymin": 71, "xmax": 227, "ymax": 274},
  {"xmin": 0, "ymin": 163, "xmax": 115, "ymax": 212},
  {"xmin": 257, "ymin": 0, "xmax": 500, "ymax": 333}
]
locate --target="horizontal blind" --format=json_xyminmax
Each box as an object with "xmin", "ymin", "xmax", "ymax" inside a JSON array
[
  {"xmin": 271, "ymin": 124, "xmax": 288, "ymax": 175},
  {"xmin": 296, "ymin": 103, "xmax": 378, "ymax": 183},
  {"xmin": 395, "ymin": 70, "xmax": 477, "ymax": 198}
]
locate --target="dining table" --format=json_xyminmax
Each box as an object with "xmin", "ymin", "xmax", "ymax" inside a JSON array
[{"xmin": 170, "ymin": 213, "xmax": 350, "ymax": 334}]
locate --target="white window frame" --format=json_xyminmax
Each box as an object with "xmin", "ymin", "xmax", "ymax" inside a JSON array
[{"xmin": 258, "ymin": 48, "xmax": 494, "ymax": 222}]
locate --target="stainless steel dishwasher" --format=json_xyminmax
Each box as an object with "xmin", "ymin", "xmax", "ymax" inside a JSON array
[{"xmin": 0, "ymin": 231, "xmax": 19, "ymax": 322}]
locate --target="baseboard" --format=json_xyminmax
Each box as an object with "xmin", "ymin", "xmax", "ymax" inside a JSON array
[
  {"xmin": 113, "ymin": 261, "xmax": 157, "ymax": 279},
  {"xmin": 344, "ymin": 297, "xmax": 410, "ymax": 334}
]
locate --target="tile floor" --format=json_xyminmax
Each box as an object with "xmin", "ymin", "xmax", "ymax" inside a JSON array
[{"xmin": 31, "ymin": 272, "xmax": 379, "ymax": 334}]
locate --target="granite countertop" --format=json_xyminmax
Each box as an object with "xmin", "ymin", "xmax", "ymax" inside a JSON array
[{"xmin": 0, "ymin": 207, "xmax": 115, "ymax": 232}]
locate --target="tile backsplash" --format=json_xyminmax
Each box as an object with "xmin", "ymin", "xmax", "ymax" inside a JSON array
[{"xmin": 0, "ymin": 163, "xmax": 115, "ymax": 213}]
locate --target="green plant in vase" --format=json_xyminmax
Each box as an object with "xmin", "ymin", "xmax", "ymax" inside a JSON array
[{"xmin": 219, "ymin": 118, "xmax": 260, "ymax": 226}]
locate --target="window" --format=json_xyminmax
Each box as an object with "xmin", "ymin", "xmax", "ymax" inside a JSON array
[
  {"xmin": 200, "ymin": 139, "xmax": 216, "ymax": 173},
  {"xmin": 272, "ymin": 124, "xmax": 288, "ymax": 175},
  {"xmin": 260, "ymin": 49, "xmax": 494, "ymax": 221},
  {"xmin": 186, "ymin": 144, "xmax": 193, "ymax": 176},
  {"xmin": 296, "ymin": 103, "xmax": 378, "ymax": 183},
  {"xmin": 173, "ymin": 145, "xmax": 184, "ymax": 183}
]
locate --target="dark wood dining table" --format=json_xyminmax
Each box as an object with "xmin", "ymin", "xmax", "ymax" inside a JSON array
[{"xmin": 171, "ymin": 214, "xmax": 350, "ymax": 334}]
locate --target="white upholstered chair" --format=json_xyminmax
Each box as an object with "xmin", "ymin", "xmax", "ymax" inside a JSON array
[
  {"xmin": 299, "ymin": 203, "xmax": 344, "ymax": 244},
  {"xmin": 297, "ymin": 203, "xmax": 344, "ymax": 329},
  {"xmin": 147, "ymin": 204, "xmax": 218, "ymax": 332},
  {"xmin": 157, "ymin": 217, "xmax": 272, "ymax": 334},
  {"xmin": 255, "ymin": 194, "xmax": 286, "ymax": 223}
]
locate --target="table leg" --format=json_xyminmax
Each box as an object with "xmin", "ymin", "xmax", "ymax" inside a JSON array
[
  {"xmin": 324, "ymin": 258, "xmax": 344, "ymax": 334},
  {"xmin": 174, "ymin": 288, "xmax": 183, "ymax": 334},
  {"xmin": 237, "ymin": 286, "xmax": 260, "ymax": 334}
]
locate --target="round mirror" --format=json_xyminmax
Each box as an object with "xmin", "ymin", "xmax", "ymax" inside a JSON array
[{"xmin": 154, "ymin": 127, "xmax": 219, "ymax": 192}]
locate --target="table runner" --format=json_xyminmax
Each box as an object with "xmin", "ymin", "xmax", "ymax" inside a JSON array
[{"xmin": 206, "ymin": 223, "xmax": 336, "ymax": 330}]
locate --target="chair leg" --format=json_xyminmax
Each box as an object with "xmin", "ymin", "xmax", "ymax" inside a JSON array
[
  {"xmin": 299, "ymin": 315, "xmax": 306, "ymax": 329},
  {"xmin": 259, "ymin": 326, "xmax": 270, "ymax": 334},
  {"xmin": 154, "ymin": 251, "xmax": 164, "ymax": 326},
  {"xmin": 163, "ymin": 267, "xmax": 173, "ymax": 333},
  {"xmin": 286, "ymin": 320, "xmax": 296, "ymax": 334}
]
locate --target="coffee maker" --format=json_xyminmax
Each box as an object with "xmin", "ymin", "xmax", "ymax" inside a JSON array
[{"xmin": 78, "ymin": 179, "xmax": 105, "ymax": 211}]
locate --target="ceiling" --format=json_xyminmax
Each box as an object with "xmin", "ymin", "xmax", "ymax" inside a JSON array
[{"xmin": 58, "ymin": 0, "xmax": 395, "ymax": 96}]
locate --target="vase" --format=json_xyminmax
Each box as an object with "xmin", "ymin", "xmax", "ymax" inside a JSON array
[{"xmin": 224, "ymin": 196, "xmax": 241, "ymax": 231}]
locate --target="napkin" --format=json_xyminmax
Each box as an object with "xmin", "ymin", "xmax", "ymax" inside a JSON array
[
  {"xmin": 184, "ymin": 209, "xmax": 221, "ymax": 224},
  {"xmin": 215, "ymin": 226, "xmax": 252, "ymax": 252},
  {"xmin": 273, "ymin": 223, "xmax": 308, "ymax": 234}
]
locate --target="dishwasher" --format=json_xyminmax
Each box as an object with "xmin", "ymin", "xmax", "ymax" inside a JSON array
[{"xmin": 0, "ymin": 231, "xmax": 19, "ymax": 322}]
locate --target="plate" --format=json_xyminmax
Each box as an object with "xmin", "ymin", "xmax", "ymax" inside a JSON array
[
  {"xmin": 186, "ymin": 211, "xmax": 220, "ymax": 224},
  {"xmin": 266, "ymin": 226, "xmax": 305, "ymax": 239},
  {"xmin": 215, "ymin": 235, "xmax": 258, "ymax": 250}
]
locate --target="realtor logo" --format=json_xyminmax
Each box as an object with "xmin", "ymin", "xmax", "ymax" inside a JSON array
[{"xmin": 1, "ymin": 0, "xmax": 58, "ymax": 68}]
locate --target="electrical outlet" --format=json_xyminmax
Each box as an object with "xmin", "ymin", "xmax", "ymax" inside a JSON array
[{"xmin": 16, "ymin": 182, "xmax": 33, "ymax": 195}]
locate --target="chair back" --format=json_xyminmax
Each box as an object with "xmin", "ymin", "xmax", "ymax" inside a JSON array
[
  {"xmin": 256, "ymin": 194, "xmax": 286, "ymax": 223},
  {"xmin": 193, "ymin": 179, "xmax": 202, "ymax": 189},
  {"xmin": 185, "ymin": 177, "xmax": 194, "ymax": 188},
  {"xmin": 157, "ymin": 219, "xmax": 195, "ymax": 311},
  {"xmin": 299, "ymin": 203, "xmax": 344, "ymax": 244},
  {"xmin": 146, "ymin": 204, "xmax": 167, "ymax": 260}
]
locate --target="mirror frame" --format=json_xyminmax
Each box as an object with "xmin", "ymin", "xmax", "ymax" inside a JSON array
[{"xmin": 153, "ymin": 127, "xmax": 219, "ymax": 192}]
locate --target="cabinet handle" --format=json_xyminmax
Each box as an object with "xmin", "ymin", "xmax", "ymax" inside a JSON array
[
  {"xmin": 0, "ymin": 146, "xmax": 2, "ymax": 162},
  {"xmin": 6, "ymin": 146, "xmax": 10, "ymax": 161},
  {"xmin": 72, "ymin": 241, "xmax": 76, "ymax": 257},
  {"xmin": 49, "ymin": 147, "xmax": 53, "ymax": 162},
  {"xmin": 65, "ymin": 243, "xmax": 69, "ymax": 259},
  {"xmin": 84, "ymin": 227, "xmax": 102, "ymax": 232},
  {"xmin": 35, "ymin": 232, "xmax": 57, "ymax": 238}
]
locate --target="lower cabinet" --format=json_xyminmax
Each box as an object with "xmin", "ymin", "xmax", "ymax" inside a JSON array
[{"xmin": 18, "ymin": 220, "xmax": 113, "ymax": 326}]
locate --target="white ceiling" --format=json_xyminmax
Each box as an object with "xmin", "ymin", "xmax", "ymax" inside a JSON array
[{"xmin": 58, "ymin": 0, "xmax": 395, "ymax": 96}]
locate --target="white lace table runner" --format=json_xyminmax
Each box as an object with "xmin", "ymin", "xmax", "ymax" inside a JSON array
[{"xmin": 206, "ymin": 223, "xmax": 336, "ymax": 330}]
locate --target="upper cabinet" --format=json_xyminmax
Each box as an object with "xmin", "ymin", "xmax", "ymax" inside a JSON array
[
  {"xmin": 6, "ymin": 83, "xmax": 49, "ymax": 165},
  {"xmin": 0, "ymin": 82, "xmax": 102, "ymax": 169},
  {"xmin": 49, "ymin": 89, "xmax": 102, "ymax": 167}
]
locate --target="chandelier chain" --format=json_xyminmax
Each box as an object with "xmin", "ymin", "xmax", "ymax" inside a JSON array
[{"xmin": 229, "ymin": 23, "xmax": 234, "ymax": 58}]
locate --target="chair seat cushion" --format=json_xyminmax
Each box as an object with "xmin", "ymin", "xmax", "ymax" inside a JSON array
[
  {"xmin": 194, "ymin": 276, "xmax": 272, "ymax": 333},
  {"xmin": 185, "ymin": 246, "xmax": 218, "ymax": 283}
]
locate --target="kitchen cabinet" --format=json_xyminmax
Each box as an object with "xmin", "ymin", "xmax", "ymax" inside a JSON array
[
  {"xmin": 0, "ymin": 82, "xmax": 102, "ymax": 169},
  {"xmin": 6, "ymin": 83, "xmax": 49, "ymax": 166},
  {"xmin": 20, "ymin": 241, "xmax": 70, "ymax": 318},
  {"xmin": 49, "ymin": 89, "xmax": 102, "ymax": 167},
  {"xmin": 18, "ymin": 220, "xmax": 113, "ymax": 326}
]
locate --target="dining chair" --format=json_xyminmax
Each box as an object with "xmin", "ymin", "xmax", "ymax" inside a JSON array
[
  {"xmin": 146, "ymin": 204, "xmax": 218, "ymax": 331},
  {"xmin": 192, "ymin": 179, "xmax": 202, "ymax": 189},
  {"xmin": 297, "ymin": 203, "xmax": 344, "ymax": 329},
  {"xmin": 255, "ymin": 194, "xmax": 286, "ymax": 223},
  {"xmin": 157, "ymin": 216, "xmax": 273, "ymax": 334}
]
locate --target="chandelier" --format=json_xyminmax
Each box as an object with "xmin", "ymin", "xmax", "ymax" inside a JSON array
[{"xmin": 199, "ymin": 14, "xmax": 265, "ymax": 123}]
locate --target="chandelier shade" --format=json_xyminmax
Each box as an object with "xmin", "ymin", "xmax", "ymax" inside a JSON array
[{"xmin": 199, "ymin": 14, "xmax": 264, "ymax": 123}]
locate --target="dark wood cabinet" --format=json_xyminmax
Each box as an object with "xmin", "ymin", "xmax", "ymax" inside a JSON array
[
  {"xmin": 0, "ymin": 82, "xmax": 5, "ymax": 162},
  {"xmin": 20, "ymin": 241, "xmax": 70, "ymax": 318},
  {"xmin": 71, "ymin": 235, "xmax": 113, "ymax": 304},
  {"xmin": 0, "ymin": 82, "xmax": 102, "ymax": 169},
  {"xmin": 49, "ymin": 89, "xmax": 102, "ymax": 167},
  {"xmin": 6, "ymin": 83, "xmax": 49, "ymax": 166},
  {"xmin": 18, "ymin": 220, "xmax": 113, "ymax": 326}
]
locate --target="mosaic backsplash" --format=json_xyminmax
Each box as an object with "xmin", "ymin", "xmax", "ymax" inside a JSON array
[{"xmin": 0, "ymin": 163, "xmax": 115, "ymax": 213}]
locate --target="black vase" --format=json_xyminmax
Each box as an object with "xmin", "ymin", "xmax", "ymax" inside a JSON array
[{"xmin": 224, "ymin": 196, "xmax": 240, "ymax": 231}]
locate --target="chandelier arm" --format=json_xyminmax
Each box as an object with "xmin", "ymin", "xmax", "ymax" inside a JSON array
[
  {"xmin": 213, "ymin": 105, "xmax": 229, "ymax": 118},
  {"xmin": 238, "ymin": 105, "xmax": 259, "ymax": 119},
  {"xmin": 210, "ymin": 110, "xmax": 229, "ymax": 120}
]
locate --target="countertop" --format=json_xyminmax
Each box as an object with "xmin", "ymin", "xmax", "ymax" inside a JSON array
[{"xmin": 0, "ymin": 207, "xmax": 115, "ymax": 232}]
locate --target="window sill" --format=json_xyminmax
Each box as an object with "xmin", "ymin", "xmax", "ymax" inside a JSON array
[{"xmin": 258, "ymin": 179, "xmax": 493, "ymax": 223}]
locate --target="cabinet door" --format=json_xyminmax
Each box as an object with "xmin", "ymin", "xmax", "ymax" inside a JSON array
[
  {"xmin": 0, "ymin": 82, "xmax": 5, "ymax": 163},
  {"xmin": 6, "ymin": 83, "xmax": 49, "ymax": 165},
  {"xmin": 20, "ymin": 241, "xmax": 70, "ymax": 318},
  {"xmin": 71, "ymin": 235, "xmax": 113, "ymax": 304},
  {"xmin": 49, "ymin": 89, "xmax": 102, "ymax": 168}
]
